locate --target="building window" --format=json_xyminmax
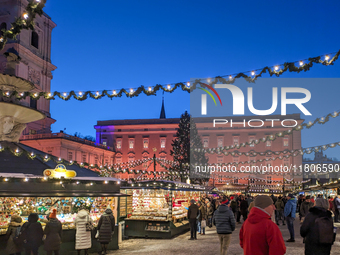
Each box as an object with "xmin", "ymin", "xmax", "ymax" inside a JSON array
[
  {"xmin": 267, "ymin": 176, "xmax": 272, "ymax": 184},
  {"xmin": 234, "ymin": 178, "xmax": 238, "ymax": 184},
  {"xmin": 31, "ymin": 31, "xmax": 39, "ymax": 48},
  {"xmin": 249, "ymin": 136, "xmax": 255, "ymax": 147},
  {"xmin": 105, "ymin": 158, "xmax": 109, "ymax": 165},
  {"xmin": 233, "ymin": 137, "xmax": 239, "ymax": 146},
  {"xmin": 0, "ymin": 22, "xmax": 6, "ymax": 37},
  {"xmin": 250, "ymin": 179, "xmax": 255, "ymax": 184},
  {"xmin": 143, "ymin": 139, "xmax": 149, "ymax": 149},
  {"xmin": 82, "ymin": 154, "xmax": 87, "ymax": 163},
  {"xmin": 128, "ymin": 157, "xmax": 135, "ymax": 163},
  {"xmin": 283, "ymin": 157, "xmax": 289, "ymax": 166},
  {"xmin": 116, "ymin": 139, "xmax": 122, "ymax": 149},
  {"xmin": 102, "ymin": 140, "xmax": 107, "ymax": 146},
  {"xmin": 30, "ymin": 98, "xmax": 37, "ymax": 109},
  {"xmin": 143, "ymin": 157, "xmax": 148, "ymax": 168},
  {"xmin": 203, "ymin": 138, "xmax": 209, "ymax": 148},
  {"xmin": 266, "ymin": 157, "xmax": 272, "ymax": 167},
  {"xmin": 160, "ymin": 138, "xmax": 166, "ymax": 149},
  {"xmin": 217, "ymin": 156, "xmax": 223, "ymax": 164},
  {"xmin": 233, "ymin": 156, "xmax": 239, "ymax": 163},
  {"xmin": 217, "ymin": 137, "xmax": 223, "ymax": 148},
  {"xmin": 129, "ymin": 139, "xmax": 134, "ymax": 149},
  {"xmin": 68, "ymin": 152, "xmax": 73, "ymax": 161},
  {"xmin": 95, "ymin": 155, "xmax": 98, "ymax": 165},
  {"xmin": 116, "ymin": 157, "xmax": 122, "ymax": 164},
  {"xmin": 266, "ymin": 140, "xmax": 272, "ymax": 147},
  {"xmin": 250, "ymin": 156, "xmax": 256, "ymax": 167},
  {"xmin": 283, "ymin": 137, "xmax": 289, "ymax": 147}
]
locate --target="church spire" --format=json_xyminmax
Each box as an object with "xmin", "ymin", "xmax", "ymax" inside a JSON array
[{"xmin": 160, "ymin": 91, "xmax": 166, "ymax": 119}]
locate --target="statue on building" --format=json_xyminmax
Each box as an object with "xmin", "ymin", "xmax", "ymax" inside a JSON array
[{"xmin": 0, "ymin": 116, "xmax": 26, "ymax": 142}]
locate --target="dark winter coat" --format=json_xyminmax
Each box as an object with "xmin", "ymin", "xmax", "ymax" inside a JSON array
[
  {"xmin": 230, "ymin": 200, "xmax": 237, "ymax": 213},
  {"xmin": 300, "ymin": 201, "xmax": 314, "ymax": 217},
  {"xmin": 98, "ymin": 209, "xmax": 115, "ymax": 244},
  {"xmin": 334, "ymin": 197, "xmax": 340, "ymax": 211},
  {"xmin": 300, "ymin": 207, "xmax": 333, "ymax": 255},
  {"xmin": 275, "ymin": 199, "xmax": 284, "ymax": 211},
  {"xmin": 187, "ymin": 204, "xmax": 199, "ymax": 219},
  {"xmin": 206, "ymin": 203, "xmax": 213, "ymax": 218},
  {"xmin": 212, "ymin": 204, "xmax": 235, "ymax": 234},
  {"xmin": 44, "ymin": 218, "xmax": 62, "ymax": 251},
  {"xmin": 22, "ymin": 213, "xmax": 44, "ymax": 249},
  {"xmin": 240, "ymin": 200, "xmax": 248, "ymax": 213},
  {"xmin": 198, "ymin": 204, "xmax": 207, "ymax": 221},
  {"xmin": 6, "ymin": 216, "xmax": 23, "ymax": 254}
]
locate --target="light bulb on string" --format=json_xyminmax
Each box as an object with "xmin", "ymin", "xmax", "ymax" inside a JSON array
[
  {"xmin": 23, "ymin": 13, "xmax": 28, "ymax": 19},
  {"xmin": 299, "ymin": 61, "xmax": 303, "ymax": 66},
  {"xmin": 325, "ymin": 55, "xmax": 330, "ymax": 61},
  {"xmin": 251, "ymin": 71, "xmax": 255, "ymax": 76},
  {"xmin": 274, "ymin": 66, "xmax": 279, "ymax": 71}
]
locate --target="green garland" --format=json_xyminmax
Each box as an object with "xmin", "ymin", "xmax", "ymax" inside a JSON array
[
  {"xmin": 196, "ymin": 110, "xmax": 340, "ymax": 154},
  {"xmin": 0, "ymin": 0, "xmax": 47, "ymax": 50},
  {"xmin": 0, "ymin": 49, "xmax": 339, "ymax": 100}
]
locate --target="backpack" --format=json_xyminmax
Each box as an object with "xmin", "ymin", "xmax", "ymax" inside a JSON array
[{"xmin": 315, "ymin": 217, "xmax": 334, "ymax": 244}]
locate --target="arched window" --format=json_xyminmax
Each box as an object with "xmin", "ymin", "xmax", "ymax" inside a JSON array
[
  {"xmin": 31, "ymin": 31, "xmax": 39, "ymax": 48},
  {"xmin": 0, "ymin": 22, "xmax": 7, "ymax": 37}
]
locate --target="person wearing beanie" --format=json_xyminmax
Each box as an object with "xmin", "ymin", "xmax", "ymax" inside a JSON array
[
  {"xmin": 284, "ymin": 194, "xmax": 297, "ymax": 242},
  {"xmin": 187, "ymin": 199, "xmax": 199, "ymax": 240},
  {"xmin": 301, "ymin": 197, "xmax": 334, "ymax": 255},
  {"xmin": 97, "ymin": 206, "xmax": 115, "ymax": 255},
  {"xmin": 21, "ymin": 213, "xmax": 44, "ymax": 255},
  {"xmin": 240, "ymin": 195, "xmax": 286, "ymax": 255},
  {"xmin": 5, "ymin": 214, "xmax": 23, "ymax": 255},
  {"xmin": 75, "ymin": 208, "xmax": 93, "ymax": 255},
  {"xmin": 300, "ymin": 196, "xmax": 314, "ymax": 223},
  {"xmin": 44, "ymin": 209, "xmax": 62, "ymax": 255},
  {"xmin": 213, "ymin": 197, "xmax": 235, "ymax": 255}
]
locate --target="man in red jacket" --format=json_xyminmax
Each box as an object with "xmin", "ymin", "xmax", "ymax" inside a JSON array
[{"xmin": 239, "ymin": 195, "xmax": 286, "ymax": 255}]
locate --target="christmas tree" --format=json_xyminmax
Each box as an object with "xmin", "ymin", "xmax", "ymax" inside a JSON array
[{"xmin": 170, "ymin": 111, "xmax": 208, "ymax": 183}]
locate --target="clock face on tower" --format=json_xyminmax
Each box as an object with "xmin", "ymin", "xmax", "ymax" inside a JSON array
[{"xmin": 28, "ymin": 66, "xmax": 41, "ymax": 86}]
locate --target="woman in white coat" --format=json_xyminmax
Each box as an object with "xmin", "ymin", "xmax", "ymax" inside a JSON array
[{"xmin": 75, "ymin": 209, "xmax": 93, "ymax": 255}]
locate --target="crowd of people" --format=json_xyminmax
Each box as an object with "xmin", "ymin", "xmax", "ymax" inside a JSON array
[
  {"xmin": 188, "ymin": 193, "xmax": 340, "ymax": 255},
  {"xmin": 5, "ymin": 207, "xmax": 115, "ymax": 255}
]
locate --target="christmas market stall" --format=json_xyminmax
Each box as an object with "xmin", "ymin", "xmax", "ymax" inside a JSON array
[
  {"xmin": 0, "ymin": 145, "xmax": 127, "ymax": 254},
  {"xmin": 120, "ymin": 180, "xmax": 206, "ymax": 239}
]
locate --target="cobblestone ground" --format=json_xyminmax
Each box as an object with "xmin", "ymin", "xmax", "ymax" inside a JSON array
[{"xmin": 92, "ymin": 221, "xmax": 340, "ymax": 255}]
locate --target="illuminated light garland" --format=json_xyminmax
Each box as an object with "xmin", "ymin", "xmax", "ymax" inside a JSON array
[
  {"xmin": 1, "ymin": 50, "xmax": 339, "ymax": 100},
  {"xmin": 0, "ymin": 0, "xmax": 47, "ymax": 50},
  {"xmin": 197, "ymin": 109, "xmax": 340, "ymax": 153}
]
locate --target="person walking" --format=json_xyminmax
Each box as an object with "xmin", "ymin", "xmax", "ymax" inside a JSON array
[
  {"xmin": 334, "ymin": 195, "xmax": 340, "ymax": 222},
  {"xmin": 206, "ymin": 201, "xmax": 214, "ymax": 228},
  {"xmin": 239, "ymin": 195, "xmax": 286, "ymax": 255},
  {"xmin": 21, "ymin": 213, "xmax": 44, "ymax": 255},
  {"xmin": 300, "ymin": 198, "xmax": 334, "ymax": 255},
  {"xmin": 97, "ymin": 207, "xmax": 115, "ymax": 255},
  {"xmin": 284, "ymin": 194, "xmax": 297, "ymax": 242},
  {"xmin": 213, "ymin": 197, "xmax": 235, "ymax": 255},
  {"xmin": 197, "ymin": 201, "xmax": 207, "ymax": 235},
  {"xmin": 44, "ymin": 209, "xmax": 62, "ymax": 255},
  {"xmin": 275, "ymin": 196, "xmax": 285, "ymax": 226},
  {"xmin": 300, "ymin": 195, "xmax": 314, "ymax": 223},
  {"xmin": 75, "ymin": 208, "xmax": 93, "ymax": 255},
  {"xmin": 5, "ymin": 215, "xmax": 23, "ymax": 255},
  {"xmin": 187, "ymin": 199, "xmax": 199, "ymax": 240},
  {"xmin": 239, "ymin": 196, "xmax": 248, "ymax": 222}
]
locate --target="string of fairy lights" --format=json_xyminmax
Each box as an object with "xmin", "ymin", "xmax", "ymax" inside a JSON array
[
  {"xmin": 195, "ymin": 109, "xmax": 340, "ymax": 154},
  {"xmin": 0, "ymin": 0, "xmax": 46, "ymax": 50},
  {"xmin": 0, "ymin": 49, "xmax": 339, "ymax": 100}
]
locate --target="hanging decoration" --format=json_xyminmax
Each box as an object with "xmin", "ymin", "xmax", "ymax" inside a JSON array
[
  {"xmin": 0, "ymin": 0, "xmax": 47, "ymax": 50},
  {"xmin": 1, "ymin": 50, "xmax": 339, "ymax": 100},
  {"xmin": 197, "ymin": 110, "xmax": 340, "ymax": 153}
]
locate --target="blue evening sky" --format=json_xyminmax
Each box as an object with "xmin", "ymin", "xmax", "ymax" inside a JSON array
[{"xmin": 43, "ymin": 1, "xmax": 340, "ymax": 157}]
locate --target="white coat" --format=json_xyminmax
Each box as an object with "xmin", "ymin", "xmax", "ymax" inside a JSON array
[{"xmin": 75, "ymin": 209, "xmax": 93, "ymax": 250}]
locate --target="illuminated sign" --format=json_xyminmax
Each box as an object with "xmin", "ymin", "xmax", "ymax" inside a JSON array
[{"xmin": 43, "ymin": 164, "xmax": 77, "ymax": 179}]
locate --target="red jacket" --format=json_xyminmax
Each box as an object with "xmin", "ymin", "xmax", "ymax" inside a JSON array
[{"xmin": 239, "ymin": 207, "xmax": 286, "ymax": 255}]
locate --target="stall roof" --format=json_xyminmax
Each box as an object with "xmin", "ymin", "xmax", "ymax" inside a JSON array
[
  {"xmin": 122, "ymin": 180, "xmax": 206, "ymax": 191},
  {"xmin": 0, "ymin": 142, "xmax": 100, "ymax": 177}
]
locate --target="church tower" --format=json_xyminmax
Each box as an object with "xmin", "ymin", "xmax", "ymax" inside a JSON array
[{"xmin": 0, "ymin": 0, "xmax": 56, "ymax": 134}]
